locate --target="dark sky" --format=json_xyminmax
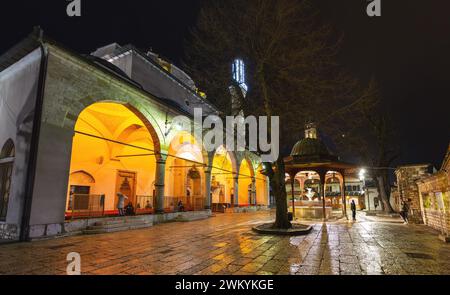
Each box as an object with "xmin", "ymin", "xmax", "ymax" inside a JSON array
[{"xmin": 0, "ymin": 0, "xmax": 449, "ymax": 168}]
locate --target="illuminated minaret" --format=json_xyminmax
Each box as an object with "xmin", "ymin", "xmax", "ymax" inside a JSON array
[
  {"xmin": 230, "ymin": 58, "xmax": 248, "ymax": 116},
  {"xmin": 229, "ymin": 59, "xmax": 248, "ymax": 151}
]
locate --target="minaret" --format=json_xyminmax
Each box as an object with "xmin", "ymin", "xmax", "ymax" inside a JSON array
[
  {"xmin": 230, "ymin": 58, "xmax": 248, "ymax": 116},
  {"xmin": 229, "ymin": 59, "xmax": 248, "ymax": 151}
]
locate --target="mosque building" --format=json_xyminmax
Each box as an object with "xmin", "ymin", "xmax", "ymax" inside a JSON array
[{"xmin": 0, "ymin": 28, "xmax": 269, "ymax": 241}]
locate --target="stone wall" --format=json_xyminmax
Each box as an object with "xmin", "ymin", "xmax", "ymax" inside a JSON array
[
  {"xmin": 417, "ymin": 167, "xmax": 450, "ymax": 237},
  {"xmin": 423, "ymin": 209, "xmax": 450, "ymax": 234},
  {"xmin": 0, "ymin": 48, "xmax": 42, "ymax": 241},
  {"xmin": 0, "ymin": 223, "xmax": 19, "ymax": 240},
  {"xmin": 395, "ymin": 165, "xmax": 433, "ymax": 224},
  {"xmin": 28, "ymin": 210, "xmax": 212, "ymax": 240}
]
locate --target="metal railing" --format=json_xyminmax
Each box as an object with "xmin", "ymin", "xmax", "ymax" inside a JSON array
[
  {"xmin": 164, "ymin": 195, "xmax": 205, "ymax": 213},
  {"xmin": 67, "ymin": 194, "xmax": 105, "ymax": 220},
  {"xmin": 135, "ymin": 195, "xmax": 155, "ymax": 215},
  {"xmin": 66, "ymin": 194, "xmax": 207, "ymax": 219}
]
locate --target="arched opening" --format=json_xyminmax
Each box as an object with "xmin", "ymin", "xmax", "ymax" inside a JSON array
[
  {"xmin": 164, "ymin": 131, "xmax": 205, "ymax": 212},
  {"xmin": 0, "ymin": 139, "xmax": 15, "ymax": 221},
  {"xmin": 211, "ymin": 146, "xmax": 236, "ymax": 210},
  {"xmin": 238, "ymin": 158, "xmax": 255, "ymax": 207},
  {"xmin": 67, "ymin": 102, "xmax": 159, "ymax": 218},
  {"xmin": 344, "ymin": 175, "xmax": 365, "ymax": 210},
  {"xmin": 325, "ymin": 171, "xmax": 343, "ymax": 210},
  {"xmin": 286, "ymin": 171, "xmax": 323, "ymax": 217},
  {"xmin": 255, "ymin": 165, "xmax": 269, "ymax": 206},
  {"xmin": 285, "ymin": 174, "xmax": 303, "ymax": 204}
]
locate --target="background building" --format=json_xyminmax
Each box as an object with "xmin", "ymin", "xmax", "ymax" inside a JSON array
[
  {"xmin": 416, "ymin": 144, "xmax": 450, "ymax": 241},
  {"xmin": 395, "ymin": 164, "xmax": 435, "ymax": 224}
]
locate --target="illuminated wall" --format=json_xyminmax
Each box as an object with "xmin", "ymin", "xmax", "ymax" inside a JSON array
[
  {"xmin": 211, "ymin": 146, "xmax": 235, "ymax": 204},
  {"xmin": 238, "ymin": 159, "xmax": 254, "ymax": 206},
  {"xmin": 0, "ymin": 48, "xmax": 41, "ymax": 239},
  {"xmin": 255, "ymin": 166, "xmax": 269, "ymax": 205},
  {"xmin": 67, "ymin": 102, "xmax": 157, "ymax": 212},
  {"xmin": 164, "ymin": 132, "xmax": 205, "ymax": 208}
]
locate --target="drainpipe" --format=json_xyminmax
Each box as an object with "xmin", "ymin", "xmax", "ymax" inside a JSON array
[{"xmin": 20, "ymin": 28, "xmax": 49, "ymax": 242}]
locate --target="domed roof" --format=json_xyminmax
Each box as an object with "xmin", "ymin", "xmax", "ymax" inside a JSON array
[
  {"xmin": 290, "ymin": 123, "xmax": 338, "ymax": 162},
  {"xmin": 291, "ymin": 138, "xmax": 331, "ymax": 158}
]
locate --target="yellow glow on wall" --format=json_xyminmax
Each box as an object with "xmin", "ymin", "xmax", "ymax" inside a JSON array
[
  {"xmin": 238, "ymin": 159, "xmax": 253, "ymax": 205},
  {"xmin": 165, "ymin": 132, "xmax": 205, "ymax": 200},
  {"xmin": 68, "ymin": 102, "xmax": 157, "ymax": 212},
  {"xmin": 211, "ymin": 146, "xmax": 234, "ymax": 204},
  {"xmin": 256, "ymin": 166, "xmax": 269, "ymax": 205}
]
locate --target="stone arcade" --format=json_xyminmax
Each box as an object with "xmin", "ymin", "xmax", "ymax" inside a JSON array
[{"xmin": 0, "ymin": 29, "xmax": 270, "ymax": 241}]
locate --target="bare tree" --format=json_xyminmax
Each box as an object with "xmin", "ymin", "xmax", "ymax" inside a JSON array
[
  {"xmin": 329, "ymin": 79, "xmax": 399, "ymax": 213},
  {"xmin": 185, "ymin": 0, "xmax": 371, "ymax": 228}
]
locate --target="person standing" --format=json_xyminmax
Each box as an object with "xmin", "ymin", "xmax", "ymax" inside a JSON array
[
  {"xmin": 351, "ymin": 200, "xmax": 357, "ymax": 221},
  {"xmin": 117, "ymin": 192, "xmax": 128, "ymax": 216},
  {"xmin": 401, "ymin": 201, "xmax": 410, "ymax": 224}
]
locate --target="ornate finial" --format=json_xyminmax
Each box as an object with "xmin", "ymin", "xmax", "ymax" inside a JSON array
[{"xmin": 305, "ymin": 122, "xmax": 317, "ymax": 139}]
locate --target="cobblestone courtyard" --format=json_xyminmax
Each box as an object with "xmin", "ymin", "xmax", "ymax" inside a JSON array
[{"xmin": 0, "ymin": 211, "xmax": 449, "ymax": 275}]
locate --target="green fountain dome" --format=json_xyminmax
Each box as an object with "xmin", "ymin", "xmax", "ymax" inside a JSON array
[{"xmin": 290, "ymin": 123, "xmax": 338, "ymax": 162}]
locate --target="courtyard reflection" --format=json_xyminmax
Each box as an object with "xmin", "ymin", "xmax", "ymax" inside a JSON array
[{"xmin": 1, "ymin": 212, "xmax": 449, "ymax": 275}]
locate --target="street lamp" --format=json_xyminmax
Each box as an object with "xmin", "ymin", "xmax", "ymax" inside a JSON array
[
  {"xmin": 359, "ymin": 169, "xmax": 366, "ymax": 180},
  {"xmin": 359, "ymin": 169, "xmax": 368, "ymax": 211}
]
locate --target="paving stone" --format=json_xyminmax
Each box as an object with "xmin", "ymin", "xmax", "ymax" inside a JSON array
[{"xmin": 0, "ymin": 211, "xmax": 449, "ymax": 275}]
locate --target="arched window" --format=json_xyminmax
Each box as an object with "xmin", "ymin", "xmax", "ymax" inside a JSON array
[{"xmin": 0, "ymin": 139, "xmax": 15, "ymax": 221}]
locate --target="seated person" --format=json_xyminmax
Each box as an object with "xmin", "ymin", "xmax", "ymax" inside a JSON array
[
  {"xmin": 125, "ymin": 202, "xmax": 135, "ymax": 216},
  {"xmin": 145, "ymin": 200, "xmax": 153, "ymax": 209},
  {"xmin": 177, "ymin": 200, "xmax": 185, "ymax": 212}
]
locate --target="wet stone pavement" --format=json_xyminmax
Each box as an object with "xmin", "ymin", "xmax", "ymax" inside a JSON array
[{"xmin": 0, "ymin": 211, "xmax": 449, "ymax": 275}]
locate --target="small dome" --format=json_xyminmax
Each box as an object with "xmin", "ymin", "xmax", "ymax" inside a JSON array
[
  {"xmin": 289, "ymin": 122, "xmax": 338, "ymax": 162},
  {"xmin": 290, "ymin": 138, "xmax": 331, "ymax": 158}
]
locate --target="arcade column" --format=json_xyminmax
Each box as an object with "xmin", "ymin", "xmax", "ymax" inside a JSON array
[
  {"xmin": 155, "ymin": 159, "xmax": 166, "ymax": 214},
  {"xmin": 204, "ymin": 167, "xmax": 212, "ymax": 210},
  {"xmin": 233, "ymin": 176, "xmax": 239, "ymax": 207}
]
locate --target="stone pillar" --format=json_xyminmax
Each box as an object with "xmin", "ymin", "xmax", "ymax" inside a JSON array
[
  {"xmin": 342, "ymin": 174, "xmax": 348, "ymax": 220},
  {"xmin": 291, "ymin": 176, "xmax": 296, "ymax": 218},
  {"xmin": 266, "ymin": 176, "xmax": 271, "ymax": 206},
  {"xmin": 204, "ymin": 167, "xmax": 212, "ymax": 210},
  {"xmin": 233, "ymin": 176, "xmax": 239, "ymax": 207},
  {"xmin": 155, "ymin": 159, "xmax": 166, "ymax": 214},
  {"xmin": 251, "ymin": 177, "xmax": 256, "ymax": 205},
  {"xmin": 319, "ymin": 172, "xmax": 326, "ymax": 221},
  {"xmin": 340, "ymin": 177, "xmax": 345, "ymax": 216}
]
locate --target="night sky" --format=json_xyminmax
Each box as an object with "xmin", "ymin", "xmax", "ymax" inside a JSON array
[{"xmin": 0, "ymin": 0, "xmax": 449, "ymax": 168}]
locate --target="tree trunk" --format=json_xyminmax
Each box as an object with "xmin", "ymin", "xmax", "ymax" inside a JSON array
[
  {"xmin": 270, "ymin": 157, "xmax": 292, "ymax": 229},
  {"xmin": 376, "ymin": 175, "xmax": 395, "ymax": 213},
  {"xmin": 257, "ymin": 70, "xmax": 291, "ymax": 229}
]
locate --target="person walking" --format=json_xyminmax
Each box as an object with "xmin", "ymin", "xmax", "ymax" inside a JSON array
[
  {"xmin": 401, "ymin": 201, "xmax": 410, "ymax": 224},
  {"xmin": 351, "ymin": 200, "xmax": 357, "ymax": 221},
  {"xmin": 117, "ymin": 192, "xmax": 128, "ymax": 216}
]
